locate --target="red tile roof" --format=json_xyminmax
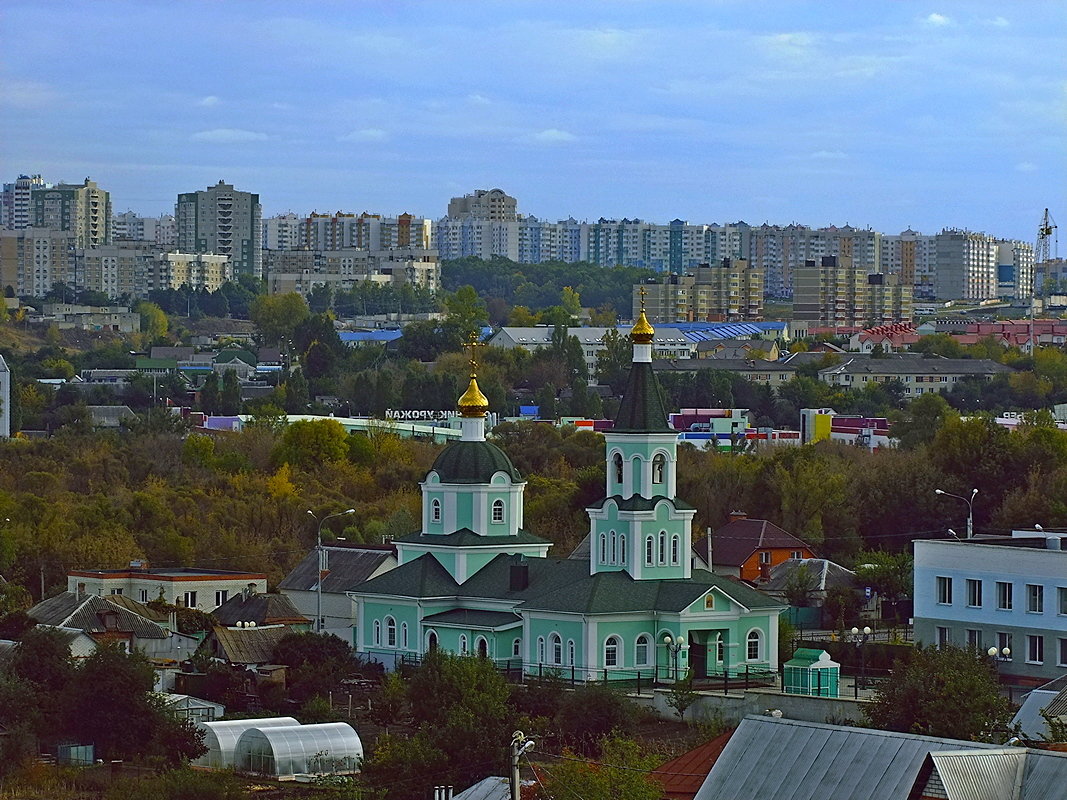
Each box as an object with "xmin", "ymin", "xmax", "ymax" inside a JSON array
[
  {"xmin": 700, "ymin": 518, "xmax": 814, "ymax": 567},
  {"xmin": 652, "ymin": 730, "xmax": 735, "ymax": 800}
]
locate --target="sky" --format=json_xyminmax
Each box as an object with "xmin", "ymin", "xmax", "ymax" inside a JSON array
[{"xmin": 1, "ymin": 1, "xmax": 1064, "ymax": 242}]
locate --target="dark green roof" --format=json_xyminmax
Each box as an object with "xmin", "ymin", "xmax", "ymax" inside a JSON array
[
  {"xmin": 587, "ymin": 494, "xmax": 696, "ymax": 512},
  {"xmin": 421, "ymin": 609, "xmax": 522, "ymax": 629},
  {"xmin": 355, "ymin": 554, "xmax": 458, "ymax": 598},
  {"xmin": 613, "ymin": 362, "xmax": 673, "ymax": 433},
  {"xmin": 429, "ymin": 440, "xmax": 522, "ymax": 484},
  {"xmin": 394, "ymin": 528, "xmax": 550, "ymax": 547}
]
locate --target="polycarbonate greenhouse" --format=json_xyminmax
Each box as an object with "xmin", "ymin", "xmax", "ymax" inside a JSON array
[
  {"xmin": 234, "ymin": 722, "xmax": 363, "ymax": 777},
  {"xmin": 193, "ymin": 717, "xmax": 299, "ymax": 769}
]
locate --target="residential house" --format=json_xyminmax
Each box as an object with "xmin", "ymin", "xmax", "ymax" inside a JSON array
[
  {"xmin": 696, "ymin": 338, "xmax": 780, "ymax": 361},
  {"xmin": 692, "ymin": 715, "xmax": 1066, "ymax": 800},
  {"xmin": 760, "ymin": 558, "xmax": 864, "ymax": 628},
  {"xmin": 849, "ymin": 323, "xmax": 922, "ymax": 353},
  {"xmin": 213, "ymin": 587, "xmax": 311, "ymax": 632},
  {"xmin": 693, "ymin": 513, "xmax": 817, "ymax": 583},
  {"xmin": 348, "ymin": 310, "xmax": 785, "ymax": 681},
  {"xmin": 1011, "ymin": 675, "xmax": 1067, "ymax": 740},
  {"xmin": 278, "ymin": 544, "xmax": 397, "ymax": 643},
  {"xmin": 66, "ymin": 563, "xmax": 267, "ymax": 612},
  {"xmin": 818, "ymin": 356, "xmax": 1013, "ymax": 397},
  {"xmin": 201, "ymin": 625, "xmax": 291, "ymax": 669},
  {"xmin": 913, "ymin": 529, "xmax": 1067, "ymax": 683},
  {"xmin": 651, "ymin": 358, "xmax": 799, "ymax": 389}
]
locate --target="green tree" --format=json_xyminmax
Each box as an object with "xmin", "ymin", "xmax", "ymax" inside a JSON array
[
  {"xmin": 218, "ymin": 370, "xmax": 242, "ymax": 415},
  {"xmin": 250, "ymin": 292, "xmax": 310, "ymax": 345},
  {"xmin": 863, "ymin": 645, "xmax": 1013, "ymax": 741},
  {"xmin": 508, "ymin": 305, "xmax": 541, "ymax": 326},
  {"xmin": 891, "ymin": 391, "xmax": 956, "ymax": 449},
  {"xmin": 136, "ymin": 301, "xmax": 169, "ymax": 341},
  {"xmin": 666, "ymin": 670, "xmax": 699, "ymax": 721},
  {"xmin": 531, "ymin": 736, "xmax": 663, "ymax": 800},
  {"xmin": 854, "ymin": 551, "xmax": 913, "ymax": 603},
  {"xmin": 273, "ymin": 419, "xmax": 349, "ymax": 468},
  {"xmin": 200, "ymin": 372, "xmax": 220, "ymax": 414},
  {"xmin": 444, "ymin": 285, "xmax": 488, "ymax": 341}
]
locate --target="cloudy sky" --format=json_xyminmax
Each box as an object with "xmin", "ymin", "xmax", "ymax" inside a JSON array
[{"xmin": 1, "ymin": 1, "xmax": 1063, "ymax": 241}]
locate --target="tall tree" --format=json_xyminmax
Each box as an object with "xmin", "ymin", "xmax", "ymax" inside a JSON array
[{"xmin": 250, "ymin": 292, "xmax": 310, "ymax": 345}]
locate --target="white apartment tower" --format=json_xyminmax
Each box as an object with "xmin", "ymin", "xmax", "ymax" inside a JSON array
[{"xmin": 176, "ymin": 180, "xmax": 262, "ymax": 277}]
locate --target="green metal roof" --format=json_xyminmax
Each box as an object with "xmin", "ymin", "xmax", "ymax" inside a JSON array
[
  {"xmin": 429, "ymin": 440, "xmax": 523, "ymax": 484},
  {"xmin": 394, "ymin": 528, "xmax": 550, "ymax": 547},
  {"xmin": 354, "ymin": 554, "xmax": 458, "ymax": 598},
  {"xmin": 613, "ymin": 362, "xmax": 673, "ymax": 433},
  {"xmin": 587, "ymin": 494, "xmax": 697, "ymax": 512}
]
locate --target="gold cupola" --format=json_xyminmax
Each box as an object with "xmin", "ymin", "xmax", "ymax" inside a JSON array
[
  {"xmin": 458, "ymin": 374, "xmax": 490, "ymax": 417},
  {"xmin": 631, "ymin": 287, "xmax": 655, "ymax": 344}
]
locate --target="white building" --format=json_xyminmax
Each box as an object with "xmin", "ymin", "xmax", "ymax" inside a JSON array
[
  {"xmin": 1, "ymin": 174, "xmax": 48, "ymax": 230},
  {"xmin": 262, "ymin": 212, "xmax": 304, "ymax": 251},
  {"xmin": 913, "ymin": 530, "xmax": 1067, "ymax": 682},
  {"xmin": 67, "ymin": 564, "xmax": 268, "ymax": 612},
  {"xmin": 265, "ymin": 247, "xmax": 439, "ymax": 296}
]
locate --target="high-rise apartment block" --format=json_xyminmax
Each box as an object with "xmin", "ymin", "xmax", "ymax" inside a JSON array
[
  {"xmin": 0, "ymin": 228, "xmax": 77, "ymax": 298},
  {"xmin": 1, "ymin": 174, "xmax": 48, "ymax": 230},
  {"xmin": 747, "ymin": 224, "xmax": 881, "ymax": 298},
  {"xmin": 31, "ymin": 178, "xmax": 111, "ymax": 248},
  {"xmin": 150, "ymin": 251, "xmax": 231, "ymax": 294},
  {"xmin": 262, "ymin": 212, "xmax": 304, "ymax": 251},
  {"xmin": 176, "ymin": 180, "xmax": 262, "ymax": 277},
  {"xmin": 265, "ymin": 248, "xmax": 438, "ymax": 297},
  {"xmin": 792, "ymin": 256, "xmax": 912, "ymax": 328},
  {"xmin": 446, "ymin": 188, "xmax": 517, "ymax": 220},
  {"xmin": 111, "ymin": 211, "xmax": 178, "ymax": 247},
  {"xmin": 638, "ymin": 258, "xmax": 764, "ymax": 324}
]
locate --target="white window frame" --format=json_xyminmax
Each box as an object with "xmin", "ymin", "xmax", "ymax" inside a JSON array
[
  {"xmin": 431, "ymin": 498, "xmax": 441, "ymax": 522},
  {"xmin": 550, "ymin": 633, "xmax": 563, "ymax": 665},
  {"xmin": 459, "ymin": 634, "xmax": 468, "ymax": 655},
  {"xmin": 537, "ymin": 636, "xmax": 546, "ymax": 664},
  {"xmin": 671, "ymin": 535, "xmax": 680, "ymax": 566},
  {"xmin": 373, "ymin": 619, "xmax": 381, "ymax": 646},
  {"xmin": 746, "ymin": 629, "xmax": 763, "ymax": 661},
  {"xmin": 1027, "ymin": 584, "xmax": 1044, "ymax": 614},
  {"xmin": 1027, "ymin": 634, "xmax": 1044, "ymax": 664},
  {"xmin": 385, "ymin": 616, "xmax": 396, "ymax": 648},
  {"xmin": 936, "ymin": 576, "xmax": 952, "ymax": 605},
  {"xmin": 635, "ymin": 634, "xmax": 651, "ymax": 667},
  {"xmin": 996, "ymin": 581, "xmax": 1013, "ymax": 611},
  {"xmin": 492, "ymin": 499, "xmax": 505, "ymax": 523},
  {"xmin": 567, "ymin": 639, "xmax": 576, "ymax": 666},
  {"xmin": 215, "ymin": 589, "xmax": 228, "ymax": 607},
  {"xmin": 1058, "ymin": 637, "xmax": 1067, "ymax": 668},
  {"xmin": 996, "ymin": 632, "xmax": 1012, "ymax": 660},
  {"xmin": 604, "ymin": 635, "xmax": 620, "ymax": 668},
  {"xmin": 936, "ymin": 626, "xmax": 951, "ymax": 647},
  {"xmin": 599, "ymin": 534, "xmax": 607, "ymax": 564},
  {"xmin": 401, "ymin": 622, "xmax": 408, "ymax": 649},
  {"xmin": 619, "ymin": 534, "xmax": 627, "ymax": 565},
  {"xmin": 965, "ymin": 629, "xmax": 981, "ymax": 650},
  {"xmin": 1059, "ymin": 587, "xmax": 1067, "ymax": 616},
  {"xmin": 645, "ymin": 536, "xmax": 654, "ymax": 566},
  {"xmin": 966, "ymin": 579, "xmax": 982, "ymax": 608}
]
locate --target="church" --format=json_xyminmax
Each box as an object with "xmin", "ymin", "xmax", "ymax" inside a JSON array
[{"xmin": 350, "ymin": 309, "xmax": 784, "ymax": 681}]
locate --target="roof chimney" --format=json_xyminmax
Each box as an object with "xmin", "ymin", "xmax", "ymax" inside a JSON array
[
  {"xmin": 728, "ymin": 510, "xmax": 748, "ymax": 523},
  {"xmin": 510, "ymin": 556, "xmax": 529, "ymax": 592}
]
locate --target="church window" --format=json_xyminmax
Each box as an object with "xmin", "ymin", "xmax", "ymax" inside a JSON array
[
  {"xmin": 492, "ymin": 499, "xmax": 505, "ymax": 523},
  {"xmin": 645, "ymin": 536, "xmax": 654, "ymax": 566},
  {"xmin": 567, "ymin": 639, "xmax": 576, "ymax": 666},
  {"xmin": 659, "ymin": 532, "xmax": 667, "ymax": 565},
  {"xmin": 401, "ymin": 622, "xmax": 408, "ymax": 649},
  {"xmin": 671, "ymin": 535, "xmax": 680, "ymax": 565},
  {"xmin": 599, "ymin": 534, "xmax": 607, "ymax": 563},
  {"xmin": 604, "ymin": 636, "xmax": 620, "ymax": 667},
  {"xmin": 537, "ymin": 636, "xmax": 546, "ymax": 663},
  {"xmin": 746, "ymin": 629, "xmax": 763, "ymax": 661},
  {"xmin": 372, "ymin": 619, "xmax": 381, "ymax": 646},
  {"xmin": 476, "ymin": 637, "xmax": 488, "ymax": 658},
  {"xmin": 652, "ymin": 454, "xmax": 666, "ymax": 484},
  {"xmin": 431, "ymin": 498, "xmax": 441, "ymax": 522},
  {"xmin": 716, "ymin": 634, "xmax": 724, "ymax": 662},
  {"xmin": 459, "ymin": 634, "xmax": 468, "ymax": 655},
  {"xmin": 385, "ymin": 616, "xmax": 396, "ymax": 647},
  {"xmin": 635, "ymin": 634, "xmax": 651, "ymax": 666},
  {"xmin": 610, "ymin": 531, "xmax": 617, "ymax": 563},
  {"xmin": 512, "ymin": 638, "xmax": 522, "ymax": 657},
  {"xmin": 620, "ymin": 535, "xmax": 627, "ymax": 564},
  {"xmin": 551, "ymin": 633, "xmax": 563, "ymax": 665},
  {"xmin": 613, "ymin": 453, "xmax": 623, "ymax": 485},
  {"xmin": 427, "ymin": 630, "xmax": 438, "ymax": 651}
]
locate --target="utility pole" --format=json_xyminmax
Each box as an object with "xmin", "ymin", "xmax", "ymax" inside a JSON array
[{"xmin": 510, "ymin": 731, "xmax": 533, "ymax": 800}]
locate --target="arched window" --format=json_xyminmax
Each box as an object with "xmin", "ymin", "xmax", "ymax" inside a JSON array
[
  {"xmin": 746, "ymin": 629, "xmax": 762, "ymax": 661},
  {"xmin": 476, "ymin": 636, "xmax": 489, "ymax": 658},
  {"xmin": 372, "ymin": 619, "xmax": 381, "ymax": 646},
  {"xmin": 427, "ymin": 630, "xmax": 438, "ymax": 651},
  {"xmin": 492, "ymin": 499, "xmax": 505, "ymax": 523},
  {"xmin": 635, "ymin": 634, "xmax": 651, "ymax": 666},
  {"xmin": 645, "ymin": 536, "xmax": 654, "ymax": 566},
  {"xmin": 537, "ymin": 636, "xmax": 546, "ymax": 664},
  {"xmin": 604, "ymin": 636, "xmax": 620, "ymax": 668},
  {"xmin": 401, "ymin": 622, "xmax": 408, "ymax": 649},
  {"xmin": 385, "ymin": 616, "xmax": 396, "ymax": 648},
  {"xmin": 512, "ymin": 638, "xmax": 522, "ymax": 658},
  {"xmin": 715, "ymin": 634, "xmax": 724, "ymax": 663},
  {"xmin": 431, "ymin": 498, "xmax": 441, "ymax": 522},
  {"xmin": 610, "ymin": 531, "xmax": 617, "ymax": 564},
  {"xmin": 620, "ymin": 535, "xmax": 627, "ymax": 564},
  {"xmin": 459, "ymin": 634, "xmax": 468, "ymax": 655},
  {"xmin": 613, "ymin": 453, "xmax": 623, "ymax": 485},
  {"xmin": 671, "ymin": 535, "xmax": 680, "ymax": 565},
  {"xmin": 659, "ymin": 532, "xmax": 667, "ymax": 564},
  {"xmin": 551, "ymin": 633, "xmax": 563, "ymax": 665},
  {"xmin": 567, "ymin": 639, "xmax": 576, "ymax": 666},
  {"xmin": 599, "ymin": 534, "xmax": 607, "ymax": 563},
  {"xmin": 652, "ymin": 454, "xmax": 665, "ymax": 485}
]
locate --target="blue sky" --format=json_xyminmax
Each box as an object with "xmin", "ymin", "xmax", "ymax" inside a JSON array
[{"xmin": 1, "ymin": 1, "xmax": 1063, "ymax": 241}]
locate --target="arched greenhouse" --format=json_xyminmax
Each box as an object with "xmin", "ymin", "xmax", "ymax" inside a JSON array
[
  {"xmin": 193, "ymin": 717, "xmax": 299, "ymax": 769},
  {"xmin": 234, "ymin": 722, "xmax": 363, "ymax": 777}
]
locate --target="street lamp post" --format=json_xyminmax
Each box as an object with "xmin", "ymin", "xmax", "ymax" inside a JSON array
[
  {"xmin": 308, "ymin": 509, "xmax": 356, "ymax": 634},
  {"xmin": 850, "ymin": 626, "xmax": 872, "ymax": 694},
  {"xmin": 663, "ymin": 634, "xmax": 689, "ymax": 682},
  {"xmin": 935, "ymin": 488, "xmax": 978, "ymax": 538},
  {"xmin": 987, "ymin": 646, "xmax": 1011, "ymax": 678}
]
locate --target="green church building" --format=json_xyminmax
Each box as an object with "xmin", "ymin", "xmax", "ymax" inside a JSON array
[{"xmin": 350, "ymin": 311, "xmax": 784, "ymax": 681}]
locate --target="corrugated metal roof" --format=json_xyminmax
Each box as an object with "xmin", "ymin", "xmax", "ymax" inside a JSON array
[
  {"xmin": 694, "ymin": 716, "xmax": 999, "ymax": 800},
  {"xmin": 29, "ymin": 592, "xmax": 167, "ymax": 639},
  {"xmin": 278, "ymin": 547, "xmax": 395, "ymax": 594},
  {"xmin": 1019, "ymin": 748, "xmax": 1067, "ymax": 798},
  {"xmin": 929, "ymin": 750, "xmax": 1025, "ymax": 800},
  {"xmin": 208, "ymin": 625, "xmax": 290, "ymax": 665},
  {"xmin": 454, "ymin": 776, "xmax": 534, "ymax": 800}
]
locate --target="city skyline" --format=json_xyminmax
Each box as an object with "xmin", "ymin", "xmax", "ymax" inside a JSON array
[{"xmin": 1, "ymin": 1, "xmax": 1063, "ymax": 243}]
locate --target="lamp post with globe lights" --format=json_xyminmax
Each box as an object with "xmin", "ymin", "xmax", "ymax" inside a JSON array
[
  {"xmin": 850, "ymin": 625, "xmax": 873, "ymax": 695},
  {"xmin": 308, "ymin": 509, "xmax": 356, "ymax": 633},
  {"xmin": 663, "ymin": 633, "xmax": 690, "ymax": 682}
]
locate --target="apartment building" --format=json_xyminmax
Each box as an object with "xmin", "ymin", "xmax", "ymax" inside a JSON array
[
  {"xmin": 78, "ymin": 242, "xmax": 157, "ymax": 299},
  {"xmin": 112, "ymin": 211, "xmax": 178, "ymax": 247},
  {"xmin": 0, "ymin": 228, "xmax": 77, "ymax": 297},
  {"xmin": 176, "ymin": 180, "xmax": 262, "ymax": 277},
  {"xmin": 1, "ymin": 174, "xmax": 48, "ymax": 229},
  {"xmin": 300, "ymin": 211, "xmax": 432, "ymax": 251},
  {"xmin": 817, "ymin": 356, "xmax": 1012, "ymax": 397},
  {"xmin": 446, "ymin": 188, "xmax": 517, "ymax": 220},
  {"xmin": 151, "ymin": 251, "xmax": 231, "ymax": 293},
  {"xmin": 31, "ymin": 178, "xmax": 111, "ymax": 248},
  {"xmin": 792, "ymin": 256, "xmax": 912, "ymax": 327},
  {"xmin": 914, "ymin": 531, "xmax": 1067, "ymax": 682},
  {"xmin": 262, "ymin": 212, "xmax": 304, "ymax": 251},
  {"xmin": 488, "ymin": 325, "xmax": 693, "ymax": 375},
  {"xmin": 638, "ymin": 258, "xmax": 764, "ymax": 324},
  {"xmin": 748, "ymin": 224, "xmax": 881, "ymax": 298},
  {"xmin": 265, "ymin": 247, "xmax": 439, "ymax": 297}
]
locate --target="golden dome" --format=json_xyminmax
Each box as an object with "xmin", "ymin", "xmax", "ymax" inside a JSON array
[
  {"xmin": 457, "ymin": 375, "xmax": 490, "ymax": 417},
  {"xmin": 631, "ymin": 309, "xmax": 655, "ymax": 344}
]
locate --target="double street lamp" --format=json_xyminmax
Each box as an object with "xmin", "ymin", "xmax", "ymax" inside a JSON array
[
  {"xmin": 663, "ymin": 634, "xmax": 689, "ymax": 681},
  {"xmin": 935, "ymin": 488, "xmax": 978, "ymax": 539},
  {"xmin": 308, "ymin": 509, "xmax": 355, "ymax": 633},
  {"xmin": 850, "ymin": 626, "xmax": 872, "ymax": 692}
]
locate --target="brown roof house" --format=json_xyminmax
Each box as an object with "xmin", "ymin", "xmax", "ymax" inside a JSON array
[
  {"xmin": 694, "ymin": 513, "xmax": 816, "ymax": 583},
  {"xmin": 213, "ymin": 585, "xmax": 311, "ymax": 631}
]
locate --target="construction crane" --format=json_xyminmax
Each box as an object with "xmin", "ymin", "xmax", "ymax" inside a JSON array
[{"xmin": 1037, "ymin": 208, "xmax": 1058, "ymax": 264}]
